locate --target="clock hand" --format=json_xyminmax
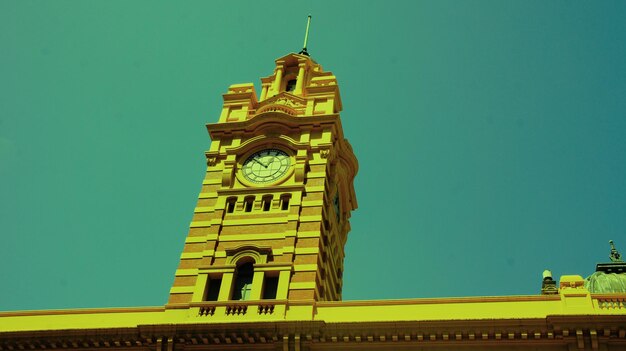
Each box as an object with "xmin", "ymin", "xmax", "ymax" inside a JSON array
[
  {"xmin": 262, "ymin": 157, "xmax": 272, "ymax": 168},
  {"xmin": 266, "ymin": 156, "xmax": 277, "ymax": 168},
  {"xmin": 253, "ymin": 157, "xmax": 269, "ymax": 168}
]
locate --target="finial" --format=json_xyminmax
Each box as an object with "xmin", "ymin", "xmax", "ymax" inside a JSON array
[
  {"xmin": 609, "ymin": 240, "xmax": 623, "ymax": 262},
  {"xmin": 540, "ymin": 269, "xmax": 558, "ymax": 295},
  {"xmin": 542, "ymin": 269, "xmax": 553, "ymax": 280},
  {"xmin": 299, "ymin": 15, "xmax": 312, "ymax": 56}
]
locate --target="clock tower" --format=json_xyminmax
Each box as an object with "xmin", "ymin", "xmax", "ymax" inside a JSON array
[{"xmin": 167, "ymin": 52, "xmax": 358, "ymax": 315}]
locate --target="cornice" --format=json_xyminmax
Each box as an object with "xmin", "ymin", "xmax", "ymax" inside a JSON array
[
  {"xmin": 316, "ymin": 294, "xmax": 561, "ymax": 307},
  {"xmin": 0, "ymin": 306, "xmax": 164, "ymax": 318},
  {"xmin": 2, "ymin": 316, "xmax": 625, "ymax": 350},
  {"xmin": 216, "ymin": 184, "xmax": 305, "ymax": 196},
  {"xmin": 206, "ymin": 112, "xmax": 340, "ymax": 137}
]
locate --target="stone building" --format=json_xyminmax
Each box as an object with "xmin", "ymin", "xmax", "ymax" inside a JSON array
[{"xmin": 1, "ymin": 51, "xmax": 625, "ymax": 351}]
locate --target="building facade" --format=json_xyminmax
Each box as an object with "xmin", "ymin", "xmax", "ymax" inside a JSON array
[
  {"xmin": 1, "ymin": 52, "xmax": 625, "ymax": 351},
  {"xmin": 167, "ymin": 52, "xmax": 357, "ymax": 309}
]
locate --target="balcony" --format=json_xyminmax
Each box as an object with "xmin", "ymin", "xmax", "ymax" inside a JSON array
[{"xmin": 190, "ymin": 300, "xmax": 288, "ymax": 321}]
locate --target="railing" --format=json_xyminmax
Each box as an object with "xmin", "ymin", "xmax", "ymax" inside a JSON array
[
  {"xmin": 192, "ymin": 300, "xmax": 283, "ymax": 317},
  {"xmin": 256, "ymin": 104, "xmax": 297, "ymax": 116},
  {"xmin": 594, "ymin": 295, "xmax": 626, "ymax": 310},
  {"xmin": 225, "ymin": 304, "xmax": 247, "ymax": 315},
  {"xmin": 198, "ymin": 306, "xmax": 215, "ymax": 316},
  {"xmin": 258, "ymin": 303, "xmax": 275, "ymax": 315}
]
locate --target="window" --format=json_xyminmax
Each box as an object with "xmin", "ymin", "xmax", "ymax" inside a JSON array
[
  {"xmin": 204, "ymin": 277, "xmax": 222, "ymax": 301},
  {"xmin": 280, "ymin": 194, "xmax": 291, "ymax": 211},
  {"xmin": 262, "ymin": 195, "xmax": 273, "ymax": 212},
  {"xmin": 262, "ymin": 276, "xmax": 279, "ymax": 299},
  {"xmin": 226, "ymin": 197, "xmax": 237, "ymax": 213},
  {"xmin": 232, "ymin": 262, "xmax": 254, "ymax": 300},
  {"xmin": 244, "ymin": 196, "xmax": 254, "ymax": 212},
  {"xmin": 333, "ymin": 192, "xmax": 341, "ymax": 222},
  {"xmin": 286, "ymin": 79, "xmax": 297, "ymax": 92}
]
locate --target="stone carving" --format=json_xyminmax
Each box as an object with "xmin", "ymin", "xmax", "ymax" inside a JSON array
[
  {"xmin": 256, "ymin": 93, "xmax": 306, "ymax": 116},
  {"xmin": 275, "ymin": 97, "xmax": 299, "ymax": 108},
  {"xmin": 260, "ymin": 94, "xmax": 304, "ymax": 109}
]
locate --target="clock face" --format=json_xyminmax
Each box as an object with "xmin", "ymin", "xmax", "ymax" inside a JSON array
[{"xmin": 242, "ymin": 149, "xmax": 291, "ymax": 184}]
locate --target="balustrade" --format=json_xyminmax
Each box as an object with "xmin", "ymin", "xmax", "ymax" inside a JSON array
[
  {"xmin": 198, "ymin": 306, "xmax": 215, "ymax": 316},
  {"xmin": 594, "ymin": 296, "xmax": 626, "ymax": 310},
  {"xmin": 225, "ymin": 304, "xmax": 248, "ymax": 315},
  {"xmin": 193, "ymin": 301, "xmax": 283, "ymax": 318},
  {"xmin": 258, "ymin": 303, "xmax": 275, "ymax": 315}
]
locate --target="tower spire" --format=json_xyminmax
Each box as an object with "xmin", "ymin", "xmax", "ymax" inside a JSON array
[
  {"xmin": 609, "ymin": 240, "xmax": 623, "ymax": 262},
  {"xmin": 594, "ymin": 239, "xmax": 626, "ymax": 274},
  {"xmin": 299, "ymin": 15, "xmax": 312, "ymax": 56}
]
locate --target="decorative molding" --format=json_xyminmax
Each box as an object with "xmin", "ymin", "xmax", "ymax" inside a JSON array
[
  {"xmin": 255, "ymin": 93, "xmax": 305, "ymax": 116},
  {"xmin": 206, "ymin": 112, "xmax": 340, "ymax": 136},
  {"xmin": 3, "ymin": 317, "xmax": 626, "ymax": 351},
  {"xmin": 0, "ymin": 307, "xmax": 164, "ymax": 318},
  {"xmin": 206, "ymin": 156, "xmax": 217, "ymax": 166},
  {"xmin": 217, "ymin": 184, "xmax": 305, "ymax": 196},
  {"xmin": 224, "ymin": 245, "xmax": 273, "ymax": 265},
  {"xmin": 316, "ymin": 294, "xmax": 561, "ymax": 307}
]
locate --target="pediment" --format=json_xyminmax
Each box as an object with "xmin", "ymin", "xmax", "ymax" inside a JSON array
[
  {"xmin": 259, "ymin": 93, "xmax": 305, "ymax": 108},
  {"xmin": 275, "ymin": 52, "xmax": 313, "ymax": 65},
  {"xmin": 256, "ymin": 92, "xmax": 306, "ymax": 116}
]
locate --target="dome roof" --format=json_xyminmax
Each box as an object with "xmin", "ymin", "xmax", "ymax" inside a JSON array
[{"xmin": 585, "ymin": 271, "xmax": 626, "ymax": 293}]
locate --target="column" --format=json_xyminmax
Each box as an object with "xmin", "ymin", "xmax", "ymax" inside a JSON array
[
  {"xmin": 250, "ymin": 270, "xmax": 265, "ymax": 300},
  {"xmin": 271, "ymin": 67, "xmax": 283, "ymax": 96},
  {"xmin": 217, "ymin": 271, "xmax": 234, "ymax": 301},
  {"xmin": 276, "ymin": 270, "xmax": 291, "ymax": 299},
  {"xmin": 294, "ymin": 64, "xmax": 305, "ymax": 95},
  {"xmin": 191, "ymin": 273, "xmax": 208, "ymax": 302}
]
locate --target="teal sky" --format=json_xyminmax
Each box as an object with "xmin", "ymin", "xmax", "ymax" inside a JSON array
[{"xmin": 1, "ymin": 1, "xmax": 625, "ymax": 310}]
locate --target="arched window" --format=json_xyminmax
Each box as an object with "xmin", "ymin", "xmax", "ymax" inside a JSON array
[
  {"xmin": 262, "ymin": 195, "xmax": 273, "ymax": 212},
  {"xmin": 226, "ymin": 197, "xmax": 237, "ymax": 213},
  {"xmin": 232, "ymin": 262, "xmax": 254, "ymax": 300},
  {"xmin": 244, "ymin": 196, "xmax": 254, "ymax": 212},
  {"xmin": 286, "ymin": 79, "xmax": 297, "ymax": 92},
  {"xmin": 280, "ymin": 194, "xmax": 291, "ymax": 211}
]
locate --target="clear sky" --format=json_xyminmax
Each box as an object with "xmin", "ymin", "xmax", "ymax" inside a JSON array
[{"xmin": 1, "ymin": 1, "xmax": 625, "ymax": 311}]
